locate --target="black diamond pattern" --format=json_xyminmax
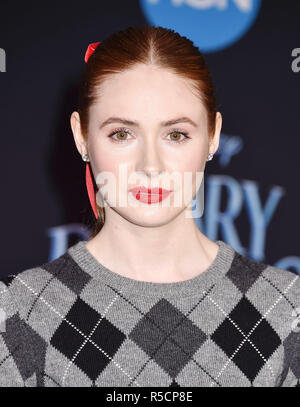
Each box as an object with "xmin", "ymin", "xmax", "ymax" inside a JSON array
[
  {"xmin": 169, "ymin": 379, "xmax": 180, "ymax": 386},
  {"xmin": 211, "ymin": 296, "xmax": 281, "ymax": 381},
  {"xmin": 51, "ymin": 297, "xmax": 126, "ymax": 381}
]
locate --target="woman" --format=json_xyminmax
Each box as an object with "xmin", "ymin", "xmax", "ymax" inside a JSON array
[{"xmin": 0, "ymin": 26, "xmax": 299, "ymax": 387}]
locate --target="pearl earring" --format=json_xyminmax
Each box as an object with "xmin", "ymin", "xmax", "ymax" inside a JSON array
[
  {"xmin": 82, "ymin": 153, "xmax": 90, "ymax": 162},
  {"xmin": 207, "ymin": 153, "xmax": 213, "ymax": 161}
]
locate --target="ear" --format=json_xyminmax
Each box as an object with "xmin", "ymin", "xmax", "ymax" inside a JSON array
[
  {"xmin": 209, "ymin": 111, "xmax": 222, "ymax": 155},
  {"xmin": 70, "ymin": 111, "xmax": 88, "ymax": 157}
]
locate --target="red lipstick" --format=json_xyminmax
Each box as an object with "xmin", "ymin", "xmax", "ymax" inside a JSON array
[{"xmin": 129, "ymin": 186, "xmax": 172, "ymax": 204}]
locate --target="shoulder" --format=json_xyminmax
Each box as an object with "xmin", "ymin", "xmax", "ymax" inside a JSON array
[
  {"xmin": 0, "ymin": 245, "xmax": 94, "ymax": 326},
  {"xmin": 0, "ymin": 251, "xmax": 77, "ymax": 386},
  {"xmin": 0, "ymin": 251, "xmax": 71, "ymax": 322},
  {"xmin": 0, "ymin": 246, "xmax": 95, "ymax": 386},
  {"xmin": 226, "ymin": 249, "xmax": 300, "ymax": 386},
  {"xmin": 225, "ymin": 248, "xmax": 300, "ymax": 335},
  {"xmin": 227, "ymin": 248, "xmax": 300, "ymax": 299}
]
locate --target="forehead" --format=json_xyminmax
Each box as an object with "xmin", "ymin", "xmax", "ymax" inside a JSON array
[{"xmin": 90, "ymin": 64, "xmax": 206, "ymax": 122}]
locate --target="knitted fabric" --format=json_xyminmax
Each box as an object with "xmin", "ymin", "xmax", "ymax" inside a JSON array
[{"xmin": 0, "ymin": 239, "xmax": 299, "ymax": 387}]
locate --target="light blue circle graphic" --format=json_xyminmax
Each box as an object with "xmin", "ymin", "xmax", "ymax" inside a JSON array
[{"xmin": 140, "ymin": 0, "xmax": 262, "ymax": 53}]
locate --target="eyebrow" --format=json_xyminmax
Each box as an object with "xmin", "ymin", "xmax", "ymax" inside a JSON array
[{"xmin": 99, "ymin": 116, "xmax": 198, "ymax": 129}]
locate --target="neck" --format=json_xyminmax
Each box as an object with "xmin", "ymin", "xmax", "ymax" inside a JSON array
[{"xmin": 86, "ymin": 208, "xmax": 218, "ymax": 283}]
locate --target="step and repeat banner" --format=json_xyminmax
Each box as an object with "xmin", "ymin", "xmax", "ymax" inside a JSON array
[{"xmin": 0, "ymin": 0, "xmax": 299, "ymax": 276}]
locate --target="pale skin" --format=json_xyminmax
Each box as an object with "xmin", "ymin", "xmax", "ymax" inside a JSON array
[{"xmin": 70, "ymin": 63, "xmax": 222, "ymax": 283}]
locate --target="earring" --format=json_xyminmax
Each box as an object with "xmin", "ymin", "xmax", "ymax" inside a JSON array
[
  {"xmin": 81, "ymin": 154, "xmax": 99, "ymax": 219},
  {"xmin": 207, "ymin": 153, "xmax": 213, "ymax": 161}
]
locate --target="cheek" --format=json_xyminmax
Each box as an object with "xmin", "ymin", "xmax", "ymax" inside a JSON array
[
  {"xmin": 174, "ymin": 148, "xmax": 206, "ymax": 175},
  {"xmin": 91, "ymin": 152, "xmax": 135, "ymax": 193},
  {"xmin": 90, "ymin": 139, "xmax": 134, "ymax": 175},
  {"xmin": 175, "ymin": 148, "xmax": 206, "ymax": 193}
]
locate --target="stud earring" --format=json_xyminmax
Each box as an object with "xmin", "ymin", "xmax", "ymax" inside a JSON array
[
  {"xmin": 82, "ymin": 153, "xmax": 89, "ymax": 162},
  {"xmin": 207, "ymin": 153, "xmax": 214, "ymax": 161}
]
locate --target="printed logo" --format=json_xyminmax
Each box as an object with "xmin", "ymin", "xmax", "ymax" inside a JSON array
[{"xmin": 140, "ymin": 0, "xmax": 262, "ymax": 52}]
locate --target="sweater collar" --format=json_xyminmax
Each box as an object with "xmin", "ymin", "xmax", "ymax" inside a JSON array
[{"xmin": 67, "ymin": 239, "xmax": 236, "ymax": 299}]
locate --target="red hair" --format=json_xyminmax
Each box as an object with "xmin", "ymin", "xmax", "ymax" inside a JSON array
[{"xmin": 77, "ymin": 25, "xmax": 217, "ymax": 238}]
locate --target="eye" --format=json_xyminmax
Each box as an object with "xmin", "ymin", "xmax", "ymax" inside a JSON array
[
  {"xmin": 166, "ymin": 130, "xmax": 190, "ymax": 144},
  {"xmin": 107, "ymin": 128, "xmax": 190, "ymax": 144},
  {"xmin": 107, "ymin": 128, "xmax": 133, "ymax": 143}
]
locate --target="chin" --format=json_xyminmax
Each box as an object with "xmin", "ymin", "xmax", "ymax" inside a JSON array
[{"xmin": 115, "ymin": 207, "xmax": 185, "ymax": 227}]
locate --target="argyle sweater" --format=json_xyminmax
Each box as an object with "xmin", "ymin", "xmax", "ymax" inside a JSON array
[{"xmin": 0, "ymin": 239, "xmax": 299, "ymax": 387}]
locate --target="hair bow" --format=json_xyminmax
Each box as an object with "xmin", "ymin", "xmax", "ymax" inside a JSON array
[{"xmin": 84, "ymin": 41, "xmax": 101, "ymax": 63}]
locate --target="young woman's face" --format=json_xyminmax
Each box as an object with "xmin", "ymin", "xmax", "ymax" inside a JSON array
[{"xmin": 83, "ymin": 64, "xmax": 220, "ymax": 226}]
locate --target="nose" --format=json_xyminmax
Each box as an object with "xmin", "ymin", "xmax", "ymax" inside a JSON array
[{"xmin": 136, "ymin": 137, "xmax": 165, "ymax": 179}]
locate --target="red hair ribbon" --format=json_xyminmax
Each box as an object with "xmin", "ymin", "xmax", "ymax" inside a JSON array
[{"xmin": 84, "ymin": 41, "xmax": 101, "ymax": 63}]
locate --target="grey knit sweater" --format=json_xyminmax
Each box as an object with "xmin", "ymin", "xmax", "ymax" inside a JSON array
[{"xmin": 0, "ymin": 239, "xmax": 299, "ymax": 387}]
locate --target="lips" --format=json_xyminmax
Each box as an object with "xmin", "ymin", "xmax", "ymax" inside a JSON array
[{"xmin": 129, "ymin": 186, "xmax": 172, "ymax": 203}]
